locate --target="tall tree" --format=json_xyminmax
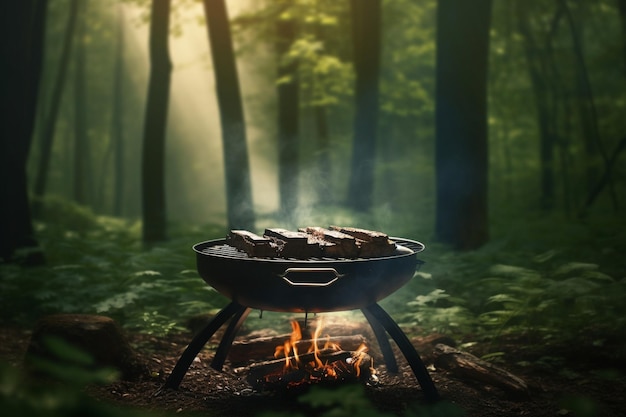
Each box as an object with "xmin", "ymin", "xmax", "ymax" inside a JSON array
[
  {"xmin": 112, "ymin": 4, "xmax": 126, "ymax": 217},
  {"xmin": 434, "ymin": 0, "xmax": 492, "ymax": 250},
  {"xmin": 276, "ymin": 2, "xmax": 300, "ymax": 219},
  {"xmin": 32, "ymin": 0, "xmax": 79, "ymax": 211},
  {"xmin": 559, "ymin": 0, "xmax": 616, "ymax": 209},
  {"xmin": 347, "ymin": 0, "xmax": 381, "ymax": 211},
  {"xmin": 516, "ymin": 1, "xmax": 558, "ymax": 210},
  {"xmin": 203, "ymin": 0, "xmax": 255, "ymax": 230},
  {"xmin": 141, "ymin": 0, "xmax": 172, "ymax": 243},
  {"xmin": 617, "ymin": 0, "xmax": 626, "ymax": 75},
  {"xmin": 73, "ymin": 0, "xmax": 88, "ymax": 205},
  {"xmin": 0, "ymin": 0, "xmax": 48, "ymax": 263}
]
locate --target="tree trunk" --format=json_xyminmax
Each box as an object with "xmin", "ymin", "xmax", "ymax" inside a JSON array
[
  {"xmin": 434, "ymin": 0, "xmax": 492, "ymax": 250},
  {"xmin": 516, "ymin": 1, "xmax": 556, "ymax": 211},
  {"xmin": 619, "ymin": 0, "xmax": 626, "ymax": 76},
  {"xmin": 276, "ymin": 8, "xmax": 299, "ymax": 219},
  {"xmin": 112, "ymin": 4, "xmax": 125, "ymax": 217},
  {"xmin": 559, "ymin": 0, "xmax": 616, "ymax": 210},
  {"xmin": 203, "ymin": 0, "xmax": 255, "ymax": 230},
  {"xmin": 0, "ymin": 0, "xmax": 48, "ymax": 264},
  {"xmin": 141, "ymin": 0, "xmax": 172, "ymax": 243},
  {"xmin": 347, "ymin": 0, "xmax": 381, "ymax": 212},
  {"xmin": 73, "ymin": 1, "xmax": 88, "ymax": 206},
  {"xmin": 314, "ymin": 104, "xmax": 332, "ymax": 204},
  {"xmin": 32, "ymin": 0, "xmax": 79, "ymax": 213}
]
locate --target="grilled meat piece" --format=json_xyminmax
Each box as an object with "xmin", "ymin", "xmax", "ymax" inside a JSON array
[
  {"xmin": 226, "ymin": 226, "xmax": 398, "ymax": 259},
  {"xmin": 227, "ymin": 230, "xmax": 278, "ymax": 257},
  {"xmin": 264, "ymin": 228, "xmax": 322, "ymax": 258},
  {"xmin": 329, "ymin": 226, "xmax": 396, "ymax": 257},
  {"xmin": 301, "ymin": 227, "xmax": 360, "ymax": 258}
]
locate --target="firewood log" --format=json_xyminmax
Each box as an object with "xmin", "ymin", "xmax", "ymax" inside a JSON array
[
  {"xmin": 228, "ymin": 334, "xmax": 367, "ymax": 364},
  {"xmin": 433, "ymin": 344, "xmax": 529, "ymax": 398},
  {"xmin": 25, "ymin": 314, "xmax": 147, "ymax": 380},
  {"xmin": 245, "ymin": 350, "xmax": 372, "ymax": 388}
]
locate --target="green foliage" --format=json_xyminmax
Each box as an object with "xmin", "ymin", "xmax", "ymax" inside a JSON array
[
  {"xmin": 286, "ymin": 35, "xmax": 354, "ymax": 107},
  {"xmin": 256, "ymin": 384, "xmax": 463, "ymax": 417},
  {"xmin": 0, "ymin": 336, "xmax": 149, "ymax": 417},
  {"xmin": 558, "ymin": 395, "xmax": 600, "ymax": 417},
  {"xmin": 386, "ymin": 212, "xmax": 626, "ymax": 351},
  {"xmin": 0, "ymin": 198, "xmax": 227, "ymax": 335},
  {"xmin": 26, "ymin": 336, "xmax": 120, "ymax": 386},
  {"xmin": 5, "ymin": 195, "xmax": 625, "ymax": 352}
]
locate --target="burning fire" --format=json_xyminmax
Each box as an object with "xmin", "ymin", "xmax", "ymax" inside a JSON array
[{"xmin": 268, "ymin": 318, "xmax": 373, "ymax": 386}]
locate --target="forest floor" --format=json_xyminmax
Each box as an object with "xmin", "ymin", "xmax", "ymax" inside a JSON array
[{"xmin": 2, "ymin": 319, "xmax": 625, "ymax": 417}]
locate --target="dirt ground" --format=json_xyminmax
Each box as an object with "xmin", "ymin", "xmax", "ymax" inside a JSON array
[{"xmin": 1, "ymin": 319, "xmax": 625, "ymax": 417}]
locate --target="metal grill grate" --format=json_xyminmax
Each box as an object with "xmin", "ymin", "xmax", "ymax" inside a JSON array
[{"xmin": 200, "ymin": 238, "xmax": 421, "ymax": 262}]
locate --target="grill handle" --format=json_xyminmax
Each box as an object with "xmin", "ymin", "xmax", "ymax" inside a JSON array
[{"xmin": 280, "ymin": 268, "xmax": 344, "ymax": 287}]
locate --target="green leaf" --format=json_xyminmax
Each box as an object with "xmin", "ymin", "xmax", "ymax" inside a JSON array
[
  {"xmin": 553, "ymin": 262, "xmax": 599, "ymax": 277},
  {"xmin": 486, "ymin": 294, "xmax": 523, "ymax": 305}
]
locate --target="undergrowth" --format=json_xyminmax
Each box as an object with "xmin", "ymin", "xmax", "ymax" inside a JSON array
[
  {"xmin": 0, "ymin": 198, "xmax": 624, "ymax": 417},
  {"xmin": 385, "ymin": 212, "xmax": 626, "ymax": 351},
  {"xmin": 1, "ymin": 197, "xmax": 625, "ymax": 348}
]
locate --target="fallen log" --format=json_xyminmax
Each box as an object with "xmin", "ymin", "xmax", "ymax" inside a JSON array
[
  {"xmin": 433, "ymin": 343, "xmax": 529, "ymax": 398},
  {"xmin": 229, "ymin": 334, "xmax": 367, "ymax": 365},
  {"xmin": 25, "ymin": 314, "xmax": 147, "ymax": 381}
]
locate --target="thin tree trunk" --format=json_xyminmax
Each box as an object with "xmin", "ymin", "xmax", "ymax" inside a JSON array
[
  {"xmin": 619, "ymin": 0, "xmax": 626, "ymax": 75},
  {"xmin": 276, "ymin": 7, "xmax": 299, "ymax": 219},
  {"xmin": 0, "ymin": 0, "xmax": 48, "ymax": 263},
  {"xmin": 73, "ymin": 1, "xmax": 87, "ymax": 205},
  {"xmin": 434, "ymin": 0, "xmax": 492, "ymax": 250},
  {"xmin": 112, "ymin": 4, "xmax": 125, "ymax": 216},
  {"xmin": 141, "ymin": 0, "xmax": 172, "ymax": 243},
  {"xmin": 559, "ymin": 0, "xmax": 617, "ymax": 210},
  {"xmin": 580, "ymin": 137, "xmax": 626, "ymax": 215},
  {"xmin": 203, "ymin": 0, "xmax": 255, "ymax": 230},
  {"xmin": 516, "ymin": 2, "xmax": 556, "ymax": 210},
  {"xmin": 32, "ymin": 0, "xmax": 79, "ymax": 213},
  {"xmin": 314, "ymin": 104, "xmax": 331, "ymax": 204},
  {"xmin": 347, "ymin": 0, "xmax": 381, "ymax": 211}
]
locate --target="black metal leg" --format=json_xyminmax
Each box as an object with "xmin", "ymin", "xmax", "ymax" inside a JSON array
[
  {"xmin": 361, "ymin": 307, "xmax": 398, "ymax": 373},
  {"xmin": 211, "ymin": 306, "xmax": 251, "ymax": 371},
  {"xmin": 159, "ymin": 301, "xmax": 244, "ymax": 392},
  {"xmin": 363, "ymin": 303, "xmax": 439, "ymax": 402}
]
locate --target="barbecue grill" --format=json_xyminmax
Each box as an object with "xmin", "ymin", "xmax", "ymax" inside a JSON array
[{"xmin": 161, "ymin": 237, "xmax": 439, "ymax": 401}]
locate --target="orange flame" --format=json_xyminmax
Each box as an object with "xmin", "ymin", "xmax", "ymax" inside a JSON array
[
  {"xmin": 270, "ymin": 318, "xmax": 373, "ymax": 385},
  {"xmin": 274, "ymin": 320, "xmax": 303, "ymax": 369}
]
